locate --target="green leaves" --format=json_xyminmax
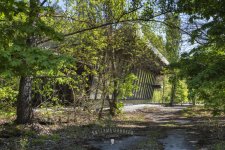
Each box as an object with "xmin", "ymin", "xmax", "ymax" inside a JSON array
[
  {"xmin": 177, "ymin": 0, "xmax": 225, "ymax": 47},
  {"xmin": 118, "ymin": 73, "xmax": 138, "ymax": 99},
  {"xmin": 0, "ymin": 45, "xmax": 73, "ymax": 76},
  {"xmin": 178, "ymin": 46, "xmax": 225, "ymax": 115}
]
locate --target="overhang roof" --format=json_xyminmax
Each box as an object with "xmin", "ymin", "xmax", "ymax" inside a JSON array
[{"xmin": 137, "ymin": 25, "xmax": 169, "ymax": 66}]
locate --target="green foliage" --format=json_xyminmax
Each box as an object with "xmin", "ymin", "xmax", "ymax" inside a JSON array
[
  {"xmin": 211, "ymin": 141, "xmax": 225, "ymax": 150},
  {"xmin": 169, "ymin": 0, "xmax": 225, "ymax": 114},
  {"xmin": 118, "ymin": 73, "xmax": 138, "ymax": 99},
  {"xmin": 19, "ymin": 137, "xmax": 29, "ymax": 150},
  {"xmin": 116, "ymin": 101, "xmax": 124, "ymax": 114},
  {"xmin": 164, "ymin": 12, "xmax": 182, "ymax": 106},
  {"xmin": 0, "ymin": 86, "xmax": 18, "ymax": 103},
  {"xmin": 175, "ymin": 80, "xmax": 189, "ymax": 103},
  {"xmin": 0, "ymin": 46, "xmax": 73, "ymax": 77},
  {"xmin": 0, "ymin": 0, "xmax": 174, "ymax": 119},
  {"xmin": 177, "ymin": 0, "xmax": 225, "ymax": 47},
  {"xmin": 162, "ymin": 75, "xmax": 172, "ymax": 103},
  {"xmin": 152, "ymin": 75, "xmax": 189, "ymax": 104},
  {"xmin": 0, "ymin": 77, "xmax": 18, "ymax": 114},
  {"xmin": 179, "ymin": 46, "xmax": 225, "ymax": 114},
  {"xmin": 165, "ymin": 13, "xmax": 181, "ymax": 63},
  {"xmin": 0, "ymin": 0, "xmax": 75, "ymax": 77},
  {"xmin": 142, "ymin": 23, "xmax": 166, "ymax": 56}
]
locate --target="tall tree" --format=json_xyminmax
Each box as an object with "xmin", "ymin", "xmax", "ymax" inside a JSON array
[
  {"xmin": 165, "ymin": 12, "xmax": 181, "ymax": 106},
  {"xmin": 0, "ymin": 0, "xmax": 70, "ymax": 124}
]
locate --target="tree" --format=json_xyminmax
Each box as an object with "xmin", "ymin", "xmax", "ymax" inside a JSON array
[
  {"xmin": 175, "ymin": 0, "xmax": 225, "ymax": 113},
  {"xmin": 179, "ymin": 46, "xmax": 225, "ymax": 114},
  {"xmin": 165, "ymin": 12, "xmax": 181, "ymax": 106},
  {"xmin": 0, "ymin": 0, "xmax": 71, "ymax": 124},
  {"xmin": 177, "ymin": 0, "xmax": 225, "ymax": 47}
]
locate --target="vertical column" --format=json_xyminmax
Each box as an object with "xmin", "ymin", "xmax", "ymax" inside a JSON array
[
  {"xmin": 149, "ymin": 73, "xmax": 154, "ymax": 100},
  {"xmin": 143, "ymin": 72, "xmax": 148, "ymax": 99},
  {"xmin": 132, "ymin": 69, "xmax": 138, "ymax": 100},
  {"xmin": 138, "ymin": 70, "xmax": 143, "ymax": 99},
  {"xmin": 146, "ymin": 73, "xmax": 151, "ymax": 100},
  {"xmin": 142, "ymin": 71, "xmax": 146, "ymax": 100},
  {"xmin": 134, "ymin": 69, "xmax": 141, "ymax": 99},
  {"xmin": 150, "ymin": 74, "xmax": 156, "ymax": 100}
]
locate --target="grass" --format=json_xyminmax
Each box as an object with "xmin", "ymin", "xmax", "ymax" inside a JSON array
[
  {"xmin": 211, "ymin": 141, "xmax": 225, "ymax": 150},
  {"xmin": 0, "ymin": 108, "xmax": 15, "ymax": 122},
  {"xmin": 180, "ymin": 106, "xmax": 225, "ymax": 150},
  {"xmin": 31, "ymin": 133, "xmax": 60, "ymax": 146},
  {"xmin": 180, "ymin": 105, "xmax": 212, "ymax": 118},
  {"xmin": 115, "ymin": 111, "xmax": 145, "ymax": 122}
]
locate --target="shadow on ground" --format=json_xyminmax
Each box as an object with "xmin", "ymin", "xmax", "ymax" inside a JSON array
[{"xmin": 0, "ymin": 106, "xmax": 225, "ymax": 150}]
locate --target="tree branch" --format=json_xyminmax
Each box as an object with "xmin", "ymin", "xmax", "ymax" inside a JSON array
[
  {"xmin": 146, "ymin": 19, "xmax": 208, "ymax": 45},
  {"xmin": 40, "ymin": 0, "xmax": 47, "ymax": 6},
  {"xmin": 37, "ymin": 11, "xmax": 170, "ymax": 45}
]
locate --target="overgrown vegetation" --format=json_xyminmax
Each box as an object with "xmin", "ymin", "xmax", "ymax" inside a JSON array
[{"xmin": 1, "ymin": 0, "xmax": 225, "ymax": 149}]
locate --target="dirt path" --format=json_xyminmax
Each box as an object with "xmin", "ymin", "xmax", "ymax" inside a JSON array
[
  {"xmin": 142, "ymin": 106, "xmax": 198, "ymax": 150},
  {"xmin": 123, "ymin": 104, "xmax": 193, "ymax": 126},
  {"xmin": 89, "ymin": 105, "xmax": 199, "ymax": 150},
  {"xmin": 1, "ymin": 105, "xmax": 213, "ymax": 150},
  {"xmin": 142, "ymin": 106, "xmax": 191, "ymax": 124}
]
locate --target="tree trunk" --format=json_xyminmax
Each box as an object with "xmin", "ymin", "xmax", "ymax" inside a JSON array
[
  {"xmin": 109, "ymin": 97, "xmax": 117, "ymax": 116},
  {"xmin": 169, "ymin": 75, "xmax": 177, "ymax": 106},
  {"xmin": 98, "ymin": 93, "xmax": 106, "ymax": 119},
  {"xmin": 16, "ymin": 0, "xmax": 39, "ymax": 124},
  {"xmin": 16, "ymin": 76, "xmax": 33, "ymax": 124},
  {"xmin": 162, "ymin": 76, "xmax": 165, "ymax": 104},
  {"xmin": 192, "ymin": 98, "xmax": 196, "ymax": 106},
  {"xmin": 109, "ymin": 80, "xmax": 118, "ymax": 116}
]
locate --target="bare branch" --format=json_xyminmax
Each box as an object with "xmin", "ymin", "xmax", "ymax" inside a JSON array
[
  {"xmin": 40, "ymin": 0, "xmax": 47, "ymax": 6},
  {"xmin": 37, "ymin": 11, "xmax": 170, "ymax": 45},
  {"xmin": 49, "ymin": 15, "xmax": 92, "ymax": 24},
  {"xmin": 145, "ymin": 19, "xmax": 208, "ymax": 45},
  {"xmin": 33, "ymin": 75, "xmax": 75, "ymax": 79}
]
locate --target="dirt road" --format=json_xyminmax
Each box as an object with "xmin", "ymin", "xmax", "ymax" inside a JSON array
[{"xmin": 90, "ymin": 105, "xmax": 200, "ymax": 150}]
